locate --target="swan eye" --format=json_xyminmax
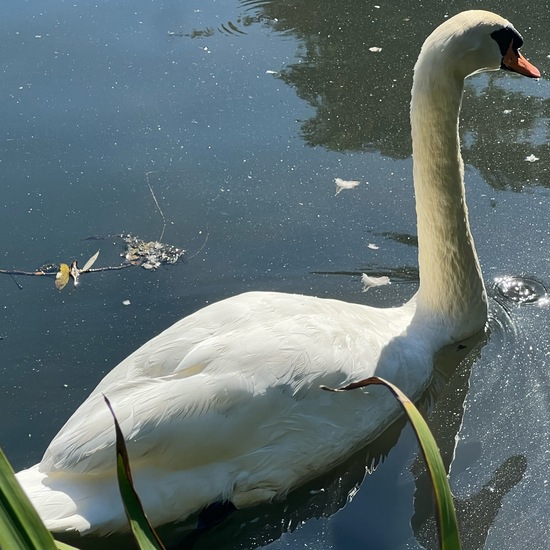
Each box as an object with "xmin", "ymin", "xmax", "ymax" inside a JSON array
[{"xmin": 491, "ymin": 26, "xmax": 524, "ymax": 57}]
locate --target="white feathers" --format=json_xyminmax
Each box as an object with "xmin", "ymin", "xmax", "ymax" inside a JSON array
[
  {"xmin": 361, "ymin": 274, "xmax": 391, "ymax": 292},
  {"xmin": 334, "ymin": 178, "xmax": 360, "ymax": 195}
]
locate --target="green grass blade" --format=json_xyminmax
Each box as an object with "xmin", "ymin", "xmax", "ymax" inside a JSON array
[
  {"xmin": 104, "ymin": 396, "xmax": 166, "ymax": 550},
  {"xmin": 322, "ymin": 376, "xmax": 461, "ymax": 550},
  {"xmin": 0, "ymin": 447, "xmax": 79, "ymax": 550}
]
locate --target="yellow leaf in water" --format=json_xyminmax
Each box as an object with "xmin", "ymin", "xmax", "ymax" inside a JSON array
[{"xmin": 55, "ymin": 263, "xmax": 70, "ymax": 290}]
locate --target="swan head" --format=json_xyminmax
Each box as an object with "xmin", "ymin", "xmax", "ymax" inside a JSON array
[{"xmin": 418, "ymin": 10, "xmax": 540, "ymax": 80}]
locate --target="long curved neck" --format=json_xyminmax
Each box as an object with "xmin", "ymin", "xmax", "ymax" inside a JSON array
[{"xmin": 410, "ymin": 63, "xmax": 487, "ymax": 340}]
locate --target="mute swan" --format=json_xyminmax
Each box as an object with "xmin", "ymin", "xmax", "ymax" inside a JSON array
[{"xmin": 16, "ymin": 10, "xmax": 539, "ymax": 535}]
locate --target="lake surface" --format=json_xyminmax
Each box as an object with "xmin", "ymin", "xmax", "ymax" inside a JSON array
[{"xmin": 1, "ymin": 1, "xmax": 550, "ymax": 548}]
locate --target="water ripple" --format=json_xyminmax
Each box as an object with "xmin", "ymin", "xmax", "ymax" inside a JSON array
[
  {"xmin": 493, "ymin": 275, "xmax": 549, "ymax": 306},
  {"xmin": 487, "ymin": 296, "xmax": 522, "ymax": 347}
]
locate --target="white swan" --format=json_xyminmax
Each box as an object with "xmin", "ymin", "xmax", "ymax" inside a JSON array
[{"xmin": 16, "ymin": 10, "xmax": 539, "ymax": 535}]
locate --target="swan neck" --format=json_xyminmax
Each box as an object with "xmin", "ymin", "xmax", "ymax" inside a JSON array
[{"xmin": 410, "ymin": 67, "xmax": 487, "ymax": 340}]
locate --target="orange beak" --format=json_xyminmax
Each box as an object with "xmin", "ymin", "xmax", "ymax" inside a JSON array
[{"xmin": 502, "ymin": 40, "xmax": 540, "ymax": 78}]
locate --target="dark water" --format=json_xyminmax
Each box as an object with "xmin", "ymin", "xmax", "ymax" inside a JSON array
[{"xmin": 1, "ymin": 0, "xmax": 550, "ymax": 548}]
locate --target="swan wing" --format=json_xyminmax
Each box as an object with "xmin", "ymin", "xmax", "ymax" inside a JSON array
[{"xmin": 40, "ymin": 292, "xmax": 413, "ymax": 476}]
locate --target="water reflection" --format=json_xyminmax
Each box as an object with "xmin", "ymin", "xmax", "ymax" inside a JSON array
[
  {"xmin": 460, "ymin": 82, "xmax": 550, "ymax": 191},
  {"xmin": 414, "ymin": 454, "xmax": 528, "ymax": 550},
  {"xmin": 410, "ymin": 297, "xmax": 527, "ymax": 549},
  {"xmin": 373, "ymin": 231, "xmax": 418, "ymax": 248},
  {"xmin": 236, "ymin": 0, "xmax": 549, "ymax": 191}
]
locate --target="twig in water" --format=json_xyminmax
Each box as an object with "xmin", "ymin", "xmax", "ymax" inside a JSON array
[
  {"xmin": 187, "ymin": 232, "xmax": 210, "ymax": 260},
  {"xmin": 145, "ymin": 171, "xmax": 167, "ymax": 242},
  {"xmin": 9, "ymin": 274, "xmax": 23, "ymax": 290}
]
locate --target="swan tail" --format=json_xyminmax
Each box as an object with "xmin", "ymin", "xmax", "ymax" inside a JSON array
[{"xmin": 15, "ymin": 464, "xmax": 125, "ymax": 534}]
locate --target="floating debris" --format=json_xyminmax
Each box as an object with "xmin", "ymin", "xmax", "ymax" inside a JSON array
[
  {"xmin": 120, "ymin": 234, "xmax": 186, "ymax": 270},
  {"xmin": 0, "ymin": 176, "xmax": 200, "ymax": 291},
  {"xmin": 81, "ymin": 249, "xmax": 100, "ymax": 272},
  {"xmin": 0, "ymin": 232, "xmax": 191, "ymax": 291},
  {"xmin": 525, "ymin": 154, "xmax": 539, "ymax": 162},
  {"xmin": 55, "ymin": 251, "xmax": 100, "ymax": 290},
  {"xmin": 369, "ymin": 46, "xmax": 382, "ymax": 53},
  {"xmin": 334, "ymin": 178, "xmax": 360, "ymax": 195},
  {"xmin": 55, "ymin": 263, "xmax": 70, "ymax": 291},
  {"xmin": 37, "ymin": 263, "xmax": 59, "ymax": 274},
  {"xmin": 361, "ymin": 273, "xmax": 390, "ymax": 292},
  {"xmin": 0, "ymin": 251, "xmax": 103, "ymax": 291}
]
